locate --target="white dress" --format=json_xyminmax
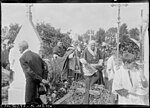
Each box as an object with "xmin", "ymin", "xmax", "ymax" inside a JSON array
[{"xmin": 8, "ymin": 47, "xmax": 26, "ymax": 104}]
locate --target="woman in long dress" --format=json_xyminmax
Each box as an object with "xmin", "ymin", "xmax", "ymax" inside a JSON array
[{"xmin": 8, "ymin": 45, "xmax": 26, "ymax": 104}]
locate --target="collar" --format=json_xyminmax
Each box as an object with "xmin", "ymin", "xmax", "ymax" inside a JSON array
[
  {"xmin": 87, "ymin": 46, "xmax": 97, "ymax": 56},
  {"xmin": 22, "ymin": 49, "xmax": 30, "ymax": 55}
]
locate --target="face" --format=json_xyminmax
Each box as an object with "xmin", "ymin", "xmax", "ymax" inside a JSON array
[
  {"xmin": 90, "ymin": 43, "xmax": 96, "ymax": 51},
  {"xmin": 18, "ymin": 45, "xmax": 24, "ymax": 54},
  {"xmin": 122, "ymin": 52, "xmax": 136, "ymax": 69}
]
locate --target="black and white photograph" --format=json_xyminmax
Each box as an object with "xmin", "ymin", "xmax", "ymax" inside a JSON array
[{"xmin": 1, "ymin": 2, "xmax": 149, "ymax": 106}]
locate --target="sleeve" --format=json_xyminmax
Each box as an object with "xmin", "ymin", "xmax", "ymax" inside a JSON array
[
  {"xmin": 81, "ymin": 49, "xmax": 87, "ymax": 60},
  {"xmin": 19, "ymin": 57, "xmax": 43, "ymax": 83},
  {"xmin": 98, "ymin": 49, "xmax": 103, "ymax": 59},
  {"xmin": 112, "ymin": 67, "xmax": 123, "ymax": 94},
  {"xmin": 53, "ymin": 47, "xmax": 58, "ymax": 55},
  {"xmin": 68, "ymin": 52, "xmax": 74, "ymax": 59},
  {"xmin": 137, "ymin": 70, "xmax": 148, "ymax": 88},
  {"xmin": 41, "ymin": 59, "xmax": 48, "ymax": 80},
  {"xmin": 9, "ymin": 49, "xmax": 15, "ymax": 68},
  {"xmin": 106, "ymin": 57, "xmax": 112, "ymax": 77}
]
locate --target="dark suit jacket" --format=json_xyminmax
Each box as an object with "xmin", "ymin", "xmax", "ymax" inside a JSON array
[{"xmin": 19, "ymin": 50, "xmax": 47, "ymax": 104}]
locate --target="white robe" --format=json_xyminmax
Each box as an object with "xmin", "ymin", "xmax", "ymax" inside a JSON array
[
  {"xmin": 112, "ymin": 66, "xmax": 148, "ymax": 105},
  {"xmin": 8, "ymin": 47, "xmax": 26, "ymax": 104},
  {"xmin": 106, "ymin": 55, "xmax": 116, "ymax": 81}
]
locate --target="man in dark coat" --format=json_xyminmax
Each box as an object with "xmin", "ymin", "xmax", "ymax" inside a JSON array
[{"xmin": 19, "ymin": 40, "xmax": 49, "ymax": 105}]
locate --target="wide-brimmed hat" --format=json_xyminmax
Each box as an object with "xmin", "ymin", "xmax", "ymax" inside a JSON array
[{"xmin": 119, "ymin": 37, "xmax": 140, "ymax": 62}]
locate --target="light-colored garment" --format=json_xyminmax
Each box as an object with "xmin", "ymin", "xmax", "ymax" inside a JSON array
[
  {"xmin": 106, "ymin": 55, "xmax": 117, "ymax": 81},
  {"xmin": 8, "ymin": 47, "xmax": 26, "ymax": 104},
  {"xmin": 80, "ymin": 47, "xmax": 102, "ymax": 76},
  {"xmin": 112, "ymin": 65, "xmax": 148, "ymax": 105},
  {"xmin": 9, "ymin": 47, "xmax": 16, "ymax": 71}
]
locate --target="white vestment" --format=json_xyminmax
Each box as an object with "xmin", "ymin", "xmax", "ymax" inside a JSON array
[
  {"xmin": 112, "ymin": 66, "xmax": 148, "ymax": 105},
  {"xmin": 8, "ymin": 47, "xmax": 26, "ymax": 104},
  {"xmin": 106, "ymin": 55, "xmax": 117, "ymax": 81}
]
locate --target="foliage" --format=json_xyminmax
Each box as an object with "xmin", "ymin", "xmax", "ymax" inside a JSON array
[
  {"xmin": 95, "ymin": 28, "xmax": 106, "ymax": 45},
  {"xmin": 78, "ymin": 35, "xmax": 83, "ymax": 42},
  {"xmin": 105, "ymin": 27, "xmax": 117, "ymax": 47},
  {"xmin": 119, "ymin": 23, "xmax": 129, "ymax": 42},
  {"xmin": 36, "ymin": 22, "xmax": 72, "ymax": 57},
  {"xmin": 1, "ymin": 24, "xmax": 21, "ymax": 44},
  {"xmin": 82, "ymin": 30, "xmax": 95, "ymax": 44},
  {"xmin": 129, "ymin": 28, "xmax": 140, "ymax": 41},
  {"xmin": 82, "ymin": 32, "xmax": 90, "ymax": 44}
]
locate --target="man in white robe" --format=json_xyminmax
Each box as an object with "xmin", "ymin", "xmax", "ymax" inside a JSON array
[
  {"xmin": 106, "ymin": 48, "xmax": 118, "ymax": 92},
  {"xmin": 112, "ymin": 38, "xmax": 149, "ymax": 105},
  {"xmin": 112, "ymin": 63, "xmax": 148, "ymax": 105},
  {"xmin": 8, "ymin": 45, "xmax": 26, "ymax": 104}
]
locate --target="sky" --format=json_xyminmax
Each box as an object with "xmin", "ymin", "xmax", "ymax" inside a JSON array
[{"xmin": 2, "ymin": 3, "xmax": 149, "ymax": 38}]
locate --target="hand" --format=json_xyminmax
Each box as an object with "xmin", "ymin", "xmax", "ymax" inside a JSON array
[
  {"xmin": 116, "ymin": 88, "xmax": 129, "ymax": 97},
  {"xmin": 139, "ymin": 69, "xmax": 146, "ymax": 80},
  {"xmin": 42, "ymin": 79, "xmax": 49, "ymax": 85}
]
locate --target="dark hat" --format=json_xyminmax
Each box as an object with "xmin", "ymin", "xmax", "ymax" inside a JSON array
[{"xmin": 119, "ymin": 37, "xmax": 140, "ymax": 61}]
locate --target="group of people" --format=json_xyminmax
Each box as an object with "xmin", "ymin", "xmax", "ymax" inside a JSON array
[
  {"xmin": 53, "ymin": 40, "xmax": 105, "ymax": 88},
  {"xmin": 51, "ymin": 38, "xmax": 149, "ymax": 105},
  {"xmin": 106, "ymin": 38, "xmax": 149, "ymax": 105},
  {"xmin": 2, "ymin": 36, "xmax": 149, "ymax": 105}
]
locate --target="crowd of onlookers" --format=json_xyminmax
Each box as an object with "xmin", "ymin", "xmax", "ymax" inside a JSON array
[{"xmin": 1, "ymin": 38, "xmax": 149, "ymax": 105}]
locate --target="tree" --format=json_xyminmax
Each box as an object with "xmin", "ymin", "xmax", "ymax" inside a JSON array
[
  {"xmin": 61, "ymin": 34, "xmax": 72, "ymax": 48},
  {"xmin": 119, "ymin": 23, "xmax": 129, "ymax": 42},
  {"xmin": 95, "ymin": 28, "xmax": 105, "ymax": 45},
  {"xmin": 105, "ymin": 27, "xmax": 117, "ymax": 47},
  {"xmin": 82, "ymin": 31, "xmax": 90, "ymax": 44},
  {"xmin": 2, "ymin": 26, "xmax": 9, "ymax": 40},
  {"xmin": 2, "ymin": 24, "xmax": 21, "ymax": 44},
  {"xmin": 78, "ymin": 35, "xmax": 83, "ymax": 42},
  {"xmin": 129, "ymin": 28, "xmax": 140, "ymax": 41},
  {"xmin": 36, "ymin": 22, "xmax": 71, "ymax": 57}
]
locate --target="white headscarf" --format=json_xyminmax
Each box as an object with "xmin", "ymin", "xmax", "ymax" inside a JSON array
[{"xmin": 87, "ymin": 40, "xmax": 97, "ymax": 56}]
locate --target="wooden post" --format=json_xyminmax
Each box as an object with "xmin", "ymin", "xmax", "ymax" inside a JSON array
[
  {"xmin": 26, "ymin": 4, "xmax": 33, "ymax": 22},
  {"xmin": 84, "ymin": 77, "xmax": 90, "ymax": 104},
  {"xmin": 111, "ymin": 3, "xmax": 128, "ymax": 65},
  {"xmin": 140, "ymin": 9, "xmax": 143, "ymax": 63}
]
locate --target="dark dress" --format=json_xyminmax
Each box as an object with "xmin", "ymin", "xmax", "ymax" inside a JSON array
[{"xmin": 19, "ymin": 50, "xmax": 47, "ymax": 104}]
